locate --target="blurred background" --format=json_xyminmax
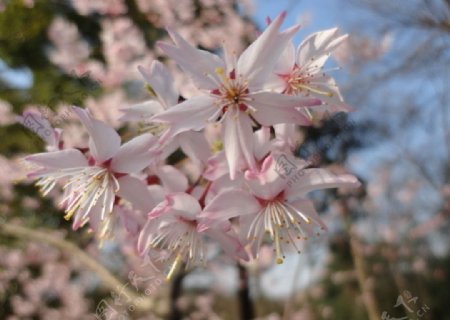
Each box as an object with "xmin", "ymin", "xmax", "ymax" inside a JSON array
[{"xmin": 0, "ymin": 0, "xmax": 449, "ymax": 319}]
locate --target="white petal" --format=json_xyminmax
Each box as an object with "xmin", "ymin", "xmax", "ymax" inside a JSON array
[
  {"xmin": 117, "ymin": 176, "xmax": 157, "ymax": 213},
  {"xmin": 286, "ymin": 169, "xmax": 360, "ymax": 199},
  {"xmin": 254, "ymin": 127, "xmax": 272, "ymax": 161},
  {"xmin": 150, "ymin": 192, "xmax": 201, "ymax": 221},
  {"xmin": 178, "ymin": 131, "xmax": 211, "ymax": 165},
  {"xmin": 120, "ymin": 101, "xmax": 165, "ymax": 122},
  {"xmin": 151, "ymin": 96, "xmax": 217, "ymax": 143},
  {"xmin": 297, "ymin": 28, "xmax": 347, "ymax": 69},
  {"xmin": 72, "ymin": 107, "xmax": 121, "ymax": 163},
  {"xmin": 138, "ymin": 61, "xmax": 178, "ymax": 107},
  {"xmin": 201, "ymin": 189, "xmax": 261, "ymax": 222},
  {"xmin": 25, "ymin": 149, "xmax": 88, "ymax": 169},
  {"xmin": 203, "ymin": 228, "xmax": 249, "ymax": 261},
  {"xmin": 222, "ymin": 109, "xmax": 255, "ymax": 180},
  {"xmin": 237, "ymin": 12, "xmax": 300, "ymax": 90},
  {"xmin": 147, "ymin": 184, "xmax": 167, "ymax": 204},
  {"xmin": 236, "ymin": 110, "xmax": 257, "ymax": 172},
  {"xmin": 250, "ymin": 92, "xmax": 319, "ymax": 126},
  {"xmin": 274, "ymin": 41, "xmax": 296, "ymax": 75},
  {"xmin": 203, "ymin": 151, "xmax": 229, "ymax": 181},
  {"xmin": 158, "ymin": 29, "xmax": 224, "ymax": 90},
  {"xmin": 137, "ymin": 220, "xmax": 156, "ymax": 255},
  {"xmin": 156, "ymin": 165, "xmax": 188, "ymax": 192},
  {"xmin": 111, "ymin": 133, "xmax": 156, "ymax": 173}
]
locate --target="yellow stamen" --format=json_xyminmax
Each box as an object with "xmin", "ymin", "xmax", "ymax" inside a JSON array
[
  {"xmin": 274, "ymin": 227, "xmax": 284, "ymax": 264},
  {"xmin": 296, "ymin": 84, "xmax": 334, "ymax": 97},
  {"xmin": 215, "ymin": 67, "xmax": 225, "ymax": 75},
  {"xmin": 64, "ymin": 206, "xmax": 78, "ymax": 221},
  {"xmin": 166, "ymin": 254, "xmax": 183, "ymax": 281},
  {"xmin": 211, "ymin": 140, "xmax": 224, "ymax": 153},
  {"xmin": 215, "ymin": 67, "xmax": 229, "ymax": 85},
  {"xmin": 145, "ymin": 84, "xmax": 157, "ymax": 97}
]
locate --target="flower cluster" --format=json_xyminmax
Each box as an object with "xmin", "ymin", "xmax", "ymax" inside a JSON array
[{"xmin": 23, "ymin": 13, "xmax": 359, "ymax": 279}]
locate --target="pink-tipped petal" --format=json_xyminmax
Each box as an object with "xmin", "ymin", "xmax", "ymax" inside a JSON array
[
  {"xmin": 244, "ymin": 154, "xmax": 288, "ymax": 200},
  {"xmin": 237, "ymin": 12, "xmax": 300, "ymax": 90},
  {"xmin": 149, "ymin": 192, "xmax": 201, "ymax": 221}
]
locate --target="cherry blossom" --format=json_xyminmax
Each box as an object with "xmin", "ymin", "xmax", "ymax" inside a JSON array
[
  {"xmin": 138, "ymin": 192, "xmax": 248, "ymax": 279},
  {"xmin": 269, "ymin": 28, "xmax": 351, "ymax": 117},
  {"xmin": 21, "ymin": 13, "xmax": 360, "ymax": 271},
  {"xmin": 25, "ymin": 107, "xmax": 157, "ymax": 234},
  {"xmin": 151, "ymin": 13, "xmax": 321, "ymax": 179},
  {"xmin": 200, "ymin": 154, "xmax": 360, "ymax": 264}
]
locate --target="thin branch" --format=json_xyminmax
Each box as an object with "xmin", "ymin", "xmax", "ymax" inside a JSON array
[
  {"xmin": 237, "ymin": 263, "xmax": 254, "ymax": 320},
  {"xmin": 0, "ymin": 222, "xmax": 155, "ymax": 313},
  {"xmin": 340, "ymin": 200, "xmax": 380, "ymax": 320},
  {"xmin": 348, "ymin": 233, "xmax": 380, "ymax": 320},
  {"xmin": 168, "ymin": 270, "xmax": 186, "ymax": 320}
]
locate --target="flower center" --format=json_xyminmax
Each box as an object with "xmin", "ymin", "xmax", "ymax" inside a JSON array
[
  {"xmin": 210, "ymin": 67, "xmax": 251, "ymax": 113},
  {"xmin": 283, "ymin": 66, "xmax": 334, "ymax": 97}
]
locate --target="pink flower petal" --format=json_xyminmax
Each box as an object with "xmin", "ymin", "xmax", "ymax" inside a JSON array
[
  {"xmin": 119, "ymin": 101, "xmax": 165, "ymax": 122},
  {"xmin": 286, "ymin": 168, "xmax": 360, "ymax": 199},
  {"xmin": 223, "ymin": 110, "xmax": 256, "ymax": 180},
  {"xmin": 237, "ymin": 12, "xmax": 300, "ymax": 90},
  {"xmin": 201, "ymin": 189, "xmax": 261, "ymax": 222},
  {"xmin": 148, "ymin": 192, "xmax": 201, "ymax": 221},
  {"xmin": 72, "ymin": 106, "xmax": 121, "ymax": 163},
  {"xmin": 138, "ymin": 60, "xmax": 178, "ymax": 108},
  {"xmin": 297, "ymin": 28, "xmax": 347, "ymax": 70},
  {"xmin": 244, "ymin": 154, "xmax": 288, "ymax": 200},
  {"xmin": 25, "ymin": 149, "xmax": 88, "ymax": 169},
  {"xmin": 204, "ymin": 228, "xmax": 249, "ymax": 261},
  {"xmin": 111, "ymin": 133, "xmax": 156, "ymax": 173},
  {"xmin": 156, "ymin": 165, "xmax": 188, "ymax": 192},
  {"xmin": 249, "ymin": 92, "xmax": 320, "ymax": 126},
  {"xmin": 158, "ymin": 28, "xmax": 224, "ymax": 90},
  {"xmin": 151, "ymin": 96, "xmax": 217, "ymax": 143},
  {"xmin": 117, "ymin": 176, "xmax": 157, "ymax": 213}
]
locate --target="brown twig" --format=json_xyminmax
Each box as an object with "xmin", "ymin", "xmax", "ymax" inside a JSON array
[{"xmin": 238, "ymin": 263, "xmax": 254, "ymax": 320}]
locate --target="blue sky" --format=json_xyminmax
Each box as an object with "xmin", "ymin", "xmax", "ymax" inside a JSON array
[{"xmin": 253, "ymin": 0, "xmax": 346, "ymax": 44}]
